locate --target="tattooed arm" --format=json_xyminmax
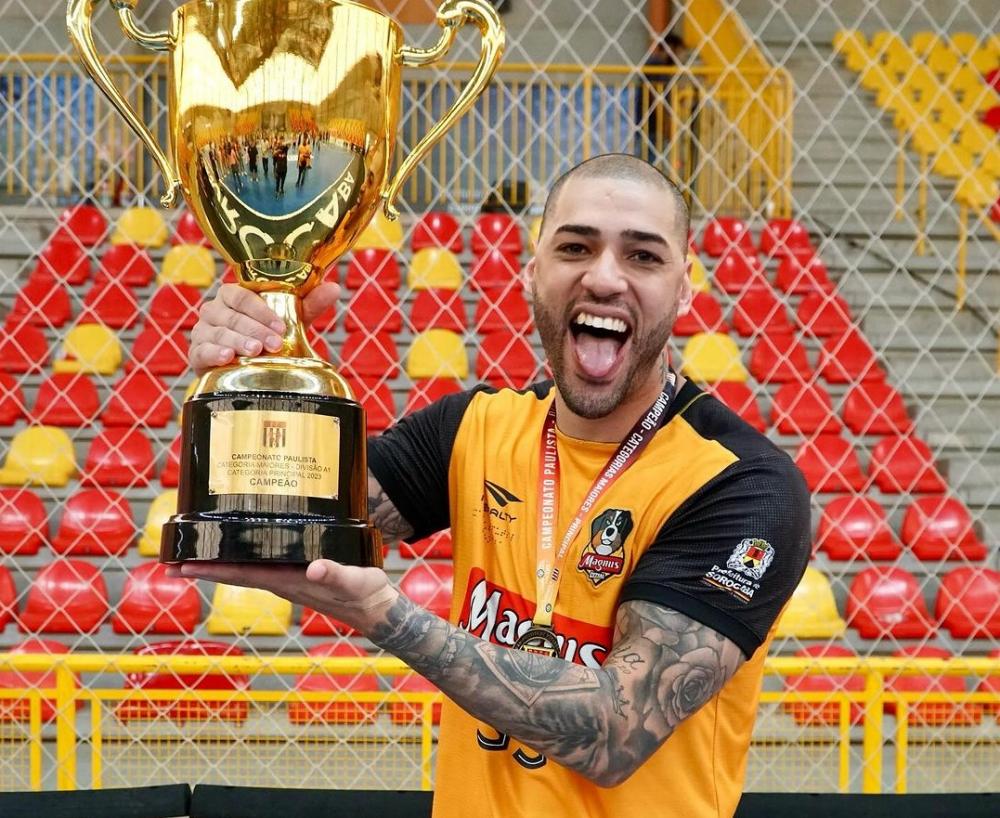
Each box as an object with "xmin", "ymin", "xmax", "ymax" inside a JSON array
[
  {"xmin": 367, "ymin": 471, "xmax": 415, "ymax": 545},
  {"xmin": 369, "ymin": 594, "xmax": 745, "ymax": 787}
]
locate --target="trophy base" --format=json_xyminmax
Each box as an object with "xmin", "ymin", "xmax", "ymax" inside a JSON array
[{"xmin": 160, "ymin": 513, "xmax": 382, "ymax": 566}]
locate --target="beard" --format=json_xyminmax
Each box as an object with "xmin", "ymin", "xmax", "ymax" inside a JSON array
[{"xmin": 532, "ymin": 284, "xmax": 676, "ymax": 420}]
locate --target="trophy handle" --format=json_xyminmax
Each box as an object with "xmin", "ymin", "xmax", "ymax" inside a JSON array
[
  {"xmin": 67, "ymin": 0, "xmax": 182, "ymax": 207},
  {"xmin": 382, "ymin": 0, "xmax": 505, "ymax": 219}
]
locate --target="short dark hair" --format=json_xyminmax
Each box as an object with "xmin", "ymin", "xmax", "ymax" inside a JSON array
[{"xmin": 539, "ymin": 153, "xmax": 689, "ymax": 249}]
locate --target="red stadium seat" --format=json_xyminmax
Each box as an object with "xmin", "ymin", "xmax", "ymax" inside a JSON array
[
  {"xmin": 0, "ymin": 318, "xmax": 49, "ymax": 374},
  {"xmin": 400, "ymin": 529, "xmax": 453, "ymax": 560},
  {"xmin": 82, "ymin": 427, "xmax": 155, "ymax": 487},
  {"xmin": 701, "ymin": 216, "xmax": 754, "ymax": 257},
  {"xmin": 0, "ymin": 373, "xmax": 27, "ymax": 425},
  {"xmin": 759, "ymin": 218, "xmax": 813, "ymax": 258},
  {"xmin": 340, "ymin": 332, "xmax": 399, "ymax": 378},
  {"xmin": 129, "ymin": 323, "xmax": 190, "ymax": 376},
  {"xmin": 774, "ymin": 251, "xmax": 831, "ymax": 295},
  {"xmin": 412, "ymin": 211, "xmax": 463, "ymax": 253},
  {"xmin": 816, "ymin": 496, "xmax": 902, "ymax": 560},
  {"xmin": 474, "ymin": 286, "xmax": 533, "ymax": 335},
  {"xmin": 472, "ymin": 213, "xmax": 522, "ymax": 256},
  {"xmin": 712, "ymin": 248, "xmax": 766, "ymax": 294},
  {"xmin": 388, "ymin": 672, "xmax": 442, "ymax": 725},
  {"xmin": 116, "ymin": 640, "xmax": 249, "ymax": 723},
  {"xmin": 672, "ymin": 291, "xmax": 729, "ymax": 336},
  {"xmin": 936, "ymin": 568, "xmax": 1000, "ymax": 639},
  {"xmin": 706, "ymin": 382, "xmax": 766, "ymax": 432},
  {"xmin": 0, "ymin": 565, "xmax": 15, "ymax": 629},
  {"xmin": 79, "ymin": 275, "xmax": 141, "ymax": 329},
  {"xmin": 0, "ymin": 488, "xmax": 47, "ymax": 555},
  {"xmin": 404, "ymin": 378, "xmax": 464, "ymax": 414},
  {"xmin": 55, "ymin": 203, "xmax": 107, "ymax": 247},
  {"xmin": 146, "ymin": 284, "xmax": 201, "ymax": 332},
  {"xmin": 98, "ymin": 245, "xmax": 155, "ymax": 287},
  {"xmin": 982, "ymin": 105, "xmax": 1000, "ymax": 132},
  {"xmin": 748, "ymin": 330, "xmax": 812, "ymax": 384},
  {"xmin": 288, "ymin": 642, "xmax": 379, "ymax": 725},
  {"xmin": 34, "ymin": 238, "xmax": 91, "ymax": 285},
  {"xmin": 343, "ymin": 282, "xmax": 401, "ymax": 334},
  {"xmin": 842, "ymin": 382, "xmax": 913, "ymax": 436},
  {"xmin": 160, "ymin": 435, "xmax": 181, "ymax": 487},
  {"xmin": 400, "ymin": 562, "xmax": 453, "ymax": 619},
  {"xmin": 770, "ymin": 381, "xmax": 841, "ymax": 435},
  {"xmin": 171, "ymin": 210, "xmax": 210, "ymax": 246},
  {"xmin": 113, "ymin": 562, "xmax": 201, "ymax": 635},
  {"xmin": 818, "ymin": 330, "xmax": 886, "ymax": 384},
  {"xmin": 0, "ymin": 638, "xmax": 74, "ymax": 722},
  {"xmin": 345, "ymin": 248, "xmax": 401, "ymax": 290},
  {"xmin": 31, "ymin": 373, "xmax": 100, "ymax": 427},
  {"xmin": 346, "ymin": 375, "xmax": 397, "ymax": 433},
  {"xmin": 102, "ymin": 370, "xmax": 174, "ymax": 428},
  {"xmin": 52, "ymin": 488, "xmax": 133, "ymax": 556},
  {"xmin": 476, "ymin": 332, "xmax": 538, "ymax": 389},
  {"xmin": 410, "ymin": 288, "xmax": 468, "ymax": 333},
  {"xmin": 886, "ymin": 646, "xmax": 980, "ymax": 726},
  {"xmin": 19, "ymin": 558, "xmax": 109, "ymax": 634},
  {"xmin": 796, "ymin": 290, "xmax": 853, "ymax": 338},
  {"xmin": 11, "ymin": 273, "xmax": 72, "ymax": 327},
  {"xmin": 869, "ymin": 434, "xmax": 947, "ymax": 494},
  {"xmin": 471, "ymin": 249, "xmax": 520, "ymax": 291},
  {"xmin": 731, "ymin": 287, "xmax": 792, "ymax": 337},
  {"xmin": 794, "ymin": 434, "xmax": 867, "ymax": 493},
  {"xmin": 902, "ymin": 496, "xmax": 987, "ymax": 561},
  {"xmin": 847, "ymin": 567, "xmax": 934, "ymax": 639},
  {"xmin": 783, "ymin": 645, "xmax": 864, "ymax": 726},
  {"xmin": 300, "ymin": 608, "xmax": 357, "ymax": 636}
]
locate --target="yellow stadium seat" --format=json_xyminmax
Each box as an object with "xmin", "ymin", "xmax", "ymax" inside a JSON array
[
  {"xmin": 931, "ymin": 144, "xmax": 974, "ymax": 179},
  {"xmin": 159, "ymin": 244, "xmax": 216, "ymax": 288},
  {"xmin": 138, "ymin": 490, "xmax": 178, "ymax": 556},
  {"xmin": 111, "ymin": 206, "xmax": 169, "ymax": 248},
  {"xmin": 950, "ymin": 32, "xmax": 978, "ymax": 55},
  {"xmin": 406, "ymin": 329, "xmax": 468, "ymax": 379},
  {"xmin": 0, "ymin": 426, "xmax": 77, "ymax": 487},
  {"xmin": 775, "ymin": 567, "xmax": 846, "ymax": 639},
  {"xmin": 52, "ymin": 323, "xmax": 122, "ymax": 375},
  {"xmin": 926, "ymin": 45, "xmax": 960, "ymax": 78},
  {"xmin": 832, "ymin": 30, "xmax": 868, "ymax": 73},
  {"xmin": 955, "ymin": 171, "xmax": 999, "ymax": 209},
  {"xmin": 681, "ymin": 333, "xmax": 747, "ymax": 383},
  {"xmin": 205, "ymin": 585, "xmax": 292, "ymax": 636},
  {"xmin": 688, "ymin": 254, "xmax": 710, "ymax": 293},
  {"xmin": 528, "ymin": 216, "xmax": 542, "ymax": 251},
  {"xmin": 910, "ymin": 31, "xmax": 940, "ymax": 57},
  {"xmin": 356, "ymin": 209, "xmax": 403, "ymax": 251},
  {"xmin": 407, "ymin": 247, "xmax": 463, "ymax": 291},
  {"xmin": 969, "ymin": 46, "xmax": 996, "ymax": 74}
]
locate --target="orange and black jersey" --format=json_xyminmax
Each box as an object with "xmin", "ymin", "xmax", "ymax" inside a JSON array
[{"xmin": 368, "ymin": 379, "xmax": 811, "ymax": 818}]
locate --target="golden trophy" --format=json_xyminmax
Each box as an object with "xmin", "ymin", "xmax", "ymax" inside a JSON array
[{"xmin": 68, "ymin": 0, "xmax": 504, "ymax": 565}]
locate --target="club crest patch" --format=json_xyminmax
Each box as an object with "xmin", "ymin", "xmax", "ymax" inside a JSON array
[
  {"xmin": 577, "ymin": 509, "xmax": 634, "ymax": 587},
  {"xmin": 726, "ymin": 538, "xmax": 774, "ymax": 581}
]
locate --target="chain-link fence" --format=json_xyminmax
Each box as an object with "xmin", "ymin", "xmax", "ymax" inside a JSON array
[{"xmin": 0, "ymin": 0, "xmax": 998, "ymax": 796}]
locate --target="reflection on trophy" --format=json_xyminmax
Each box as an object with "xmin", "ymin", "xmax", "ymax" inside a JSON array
[{"xmin": 67, "ymin": 0, "xmax": 505, "ymax": 565}]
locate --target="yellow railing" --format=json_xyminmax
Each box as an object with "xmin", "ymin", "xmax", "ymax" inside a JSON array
[
  {"xmin": 0, "ymin": 653, "xmax": 997, "ymax": 794},
  {"xmin": 0, "ymin": 55, "xmax": 793, "ymax": 217}
]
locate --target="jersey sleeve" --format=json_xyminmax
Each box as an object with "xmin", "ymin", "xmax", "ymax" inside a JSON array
[
  {"xmin": 366, "ymin": 387, "xmax": 486, "ymax": 542},
  {"xmin": 618, "ymin": 453, "xmax": 812, "ymax": 658}
]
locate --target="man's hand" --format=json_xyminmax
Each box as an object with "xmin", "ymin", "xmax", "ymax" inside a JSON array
[
  {"xmin": 189, "ymin": 281, "xmax": 340, "ymax": 374},
  {"xmin": 168, "ymin": 559, "xmax": 399, "ymax": 634}
]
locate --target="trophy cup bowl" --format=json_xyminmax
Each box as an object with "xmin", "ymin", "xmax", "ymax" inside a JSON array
[{"xmin": 67, "ymin": 0, "xmax": 504, "ymax": 564}]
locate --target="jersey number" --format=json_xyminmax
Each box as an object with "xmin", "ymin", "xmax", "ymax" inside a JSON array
[{"xmin": 476, "ymin": 727, "xmax": 547, "ymax": 769}]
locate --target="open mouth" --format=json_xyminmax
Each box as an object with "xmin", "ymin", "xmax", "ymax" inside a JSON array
[{"xmin": 568, "ymin": 310, "xmax": 634, "ymax": 381}]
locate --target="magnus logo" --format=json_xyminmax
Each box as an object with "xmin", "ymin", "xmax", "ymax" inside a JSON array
[
  {"xmin": 261, "ymin": 420, "xmax": 287, "ymax": 448},
  {"xmin": 482, "ymin": 480, "xmax": 522, "ymax": 523}
]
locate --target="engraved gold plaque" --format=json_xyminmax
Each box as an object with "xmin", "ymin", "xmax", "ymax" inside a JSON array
[{"xmin": 67, "ymin": 0, "xmax": 505, "ymax": 564}]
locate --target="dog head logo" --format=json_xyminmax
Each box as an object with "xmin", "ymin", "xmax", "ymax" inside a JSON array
[{"xmin": 577, "ymin": 509, "xmax": 634, "ymax": 587}]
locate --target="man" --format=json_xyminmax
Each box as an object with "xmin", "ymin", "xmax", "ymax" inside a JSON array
[{"xmin": 182, "ymin": 154, "xmax": 811, "ymax": 818}]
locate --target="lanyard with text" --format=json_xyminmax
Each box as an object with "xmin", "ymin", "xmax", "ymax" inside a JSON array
[{"xmin": 514, "ymin": 373, "xmax": 677, "ymax": 657}]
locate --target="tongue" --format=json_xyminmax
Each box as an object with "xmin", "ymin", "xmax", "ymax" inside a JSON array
[{"xmin": 574, "ymin": 333, "xmax": 622, "ymax": 379}]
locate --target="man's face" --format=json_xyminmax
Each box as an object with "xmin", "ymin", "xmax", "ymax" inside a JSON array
[{"xmin": 526, "ymin": 176, "xmax": 692, "ymax": 420}]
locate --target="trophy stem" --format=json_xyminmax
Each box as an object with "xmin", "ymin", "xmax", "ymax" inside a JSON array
[{"xmin": 260, "ymin": 291, "xmax": 320, "ymax": 361}]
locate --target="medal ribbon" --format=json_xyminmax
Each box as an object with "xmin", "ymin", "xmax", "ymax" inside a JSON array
[{"xmin": 531, "ymin": 372, "xmax": 677, "ymax": 630}]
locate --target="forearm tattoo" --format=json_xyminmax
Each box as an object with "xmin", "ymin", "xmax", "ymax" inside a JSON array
[
  {"xmin": 368, "ymin": 595, "xmax": 744, "ymax": 786},
  {"xmin": 366, "ymin": 472, "xmax": 414, "ymax": 544}
]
